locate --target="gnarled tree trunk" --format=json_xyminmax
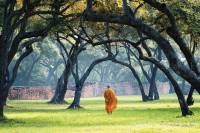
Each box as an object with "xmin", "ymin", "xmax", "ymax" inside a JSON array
[
  {"xmin": 48, "ymin": 65, "xmax": 71, "ymax": 104},
  {"xmin": 139, "ymin": 53, "xmax": 192, "ymax": 116},
  {"xmin": 48, "ymin": 73, "xmax": 67, "ymax": 104},
  {"xmin": 67, "ymin": 53, "xmax": 114, "ymax": 109},
  {"xmin": 0, "ymin": 38, "xmax": 8, "ymax": 119},
  {"xmin": 187, "ymin": 87, "xmax": 194, "ymax": 106},
  {"xmin": 67, "ymin": 85, "xmax": 82, "ymax": 109}
]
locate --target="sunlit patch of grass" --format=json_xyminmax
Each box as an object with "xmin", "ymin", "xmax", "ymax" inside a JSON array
[{"xmin": 1, "ymin": 95, "xmax": 200, "ymax": 133}]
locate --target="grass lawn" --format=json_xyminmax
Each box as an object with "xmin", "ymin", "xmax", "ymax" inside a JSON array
[{"xmin": 1, "ymin": 95, "xmax": 200, "ymax": 133}]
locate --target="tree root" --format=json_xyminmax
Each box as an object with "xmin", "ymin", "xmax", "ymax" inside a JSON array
[{"xmin": 67, "ymin": 104, "xmax": 84, "ymax": 110}]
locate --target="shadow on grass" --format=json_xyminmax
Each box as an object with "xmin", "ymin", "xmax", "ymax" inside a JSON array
[
  {"xmin": 2, "ymin": 106, "xmax": 200, "ymax": 128},
  {"xmin": 3, "ymin": 96, "xmax": 200, "ymax": 129}
]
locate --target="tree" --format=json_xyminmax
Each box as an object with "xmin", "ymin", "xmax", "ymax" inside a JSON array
[
  {"xmin": 0, "ymin": 0, "xmax": 77, "ymax": 120},
  {"xmin": 111, "ymin": 45, "xmax": 148, "ymax": 101},
  {"xmin": 67, "ymin": 45, "xmax": 117, "ymax": 109},
  {"xmin": 49, "ymin": 30, "xmax": 84, "ymax": 104},
  {"xmin": 132, "ymin": 49, "xmax": 160, "ymax": 100},
  {"xmin": 79, "ymin": 0, "xmax": 200, "ymax": 116},
  {"xmin": 147, "ymin": 47, "xmax": 161, "ymax": 100}
]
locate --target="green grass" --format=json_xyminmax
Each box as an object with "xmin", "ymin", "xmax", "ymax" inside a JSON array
[{"xmin": 1, "ymin": 95, "xmax": 200, "ymax": 133}]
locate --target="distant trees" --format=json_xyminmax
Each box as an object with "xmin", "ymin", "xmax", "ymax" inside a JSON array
[
  {"xmin": 13, "ymin": 40, "xmax": 63, "ymax": 87},
  {"xmin": 13, "ymin": 52, "xmax": 42, "ymax": 86}
]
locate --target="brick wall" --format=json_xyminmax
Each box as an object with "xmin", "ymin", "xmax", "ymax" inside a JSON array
[
  {"xmin": 8, "ymin": 82, "xmax": 171, "ymax": 100},
  {"xmin": 65, "ymin": 82, "xmax": 170, "ymax": 98},
  {"xmin": 8, "ymin": 86, "xmax": 53, "ymax": 100}
]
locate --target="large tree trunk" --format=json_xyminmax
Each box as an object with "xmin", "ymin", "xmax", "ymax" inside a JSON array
[
  {"xmin": 48, "ymin": 43, "xmax": 76, "ymax": 104},
  {"xmin": 67, "ymin": 85, "xmax": 82, "ymax": 109},
  {"xmin": 129, "ymin": 67, "xmax": 148, "ymax": 101},
  {"xmin": 48, "ymin": 73, "xmax": 67, "ymax": 104},
  {"xmin": 0, "ymin": 103, "xmax": 3, "ymax": 120},
  {"xmin": 67, "ymin": 54, "xmax": 113, "ymax": 109},
  {"xmin": 187, "ymin": 87, "xmax": 194, "ymax": 106},
  {"xmin": 0, "ymin": 86, "xmax": 9, "ymax": 120},
  {"xmin": 173, "ymin": 84, "xmax": 192, "ymax": 116},
  {"xmin": 151, "ymin": 63, "xmax": 191, "ymax": 116},
  {"xmin": 140, "ymin": 56, "xmax": 192, "ymax": 116},
  {"xmin": 135, "ymin": 51, "xmax": 160, "ymax": 101},
  {"xmin": 0, "ymin": 90, "xmax": 7, "ymax": 120},
  {"xmin": 185, "ymin": 39, "xmax": 198, "ymax": 106},
  {"xmin": 48, "ymin": 67, "xmax": 71, "ymax": 104},
  {"xmin": 0, "ymin": 40, "xmax": 33, "ymax": 119},
  {"xmin": 50, "ymin": 36, "xmax": 80, "ymax": 104},
  {"xmin": 0, "ymin": 39, "xmax": 8, "ymax": 120},
  {"xmin": 153, "ymin": 84, "xmax": 159, "ymax": 100}
]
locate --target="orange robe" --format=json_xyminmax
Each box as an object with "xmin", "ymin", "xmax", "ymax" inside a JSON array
[{"xmin": 104, "ymin": 88, "xmax": 117, "ymax": 114}]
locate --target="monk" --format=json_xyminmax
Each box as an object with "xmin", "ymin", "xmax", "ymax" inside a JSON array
[{"xmin": 103, "ymin": 86, "xmax": 117, "ymax": 114}]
